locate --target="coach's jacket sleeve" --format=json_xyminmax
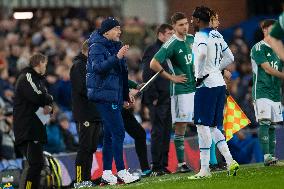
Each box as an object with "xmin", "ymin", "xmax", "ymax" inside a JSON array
[
  {"xmin": 20, "ymin": 73, "xmax": 53, "ymax": 107},
  {"xmin": 89, "ymin": 44, "xmax": 120, "ymax": 74}
]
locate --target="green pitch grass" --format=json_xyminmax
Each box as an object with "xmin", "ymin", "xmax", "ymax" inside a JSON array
[{"xmin": 94, "ymin": 163, "xmax": 284, "ymax": 189}]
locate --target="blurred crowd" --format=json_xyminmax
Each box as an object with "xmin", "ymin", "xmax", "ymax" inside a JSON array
[{"xmin": 0, "ymin": 9, "xmax": 275, "ymax": 164}]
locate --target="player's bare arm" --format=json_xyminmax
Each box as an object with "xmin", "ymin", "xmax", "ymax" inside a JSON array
[
  {"xmin": 261, "ymin": 62, "xmax": 284, "ymax": 79},
  {"xmin": 150, "ymin": 58, "xmax": 187, "ymax": 83}
]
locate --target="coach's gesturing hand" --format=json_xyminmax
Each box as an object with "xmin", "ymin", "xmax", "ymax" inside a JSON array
[{"xmin": 117, "ymin": 45, "xmax": 129, "ymax": 59}]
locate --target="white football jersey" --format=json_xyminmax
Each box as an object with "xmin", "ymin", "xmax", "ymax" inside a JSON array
[{"xmin": 193, "ymin": 28, "xmax": 234, "ymax": 88}]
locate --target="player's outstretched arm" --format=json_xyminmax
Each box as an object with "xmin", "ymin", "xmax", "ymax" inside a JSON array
[{"xmin": 261, "ymin": 62, "xmax": 284, "ymax": 80}]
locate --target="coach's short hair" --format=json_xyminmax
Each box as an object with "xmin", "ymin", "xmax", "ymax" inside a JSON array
[
  {"xmin": 29, "ymin": 53, "xmax": 47, "ymax": 67},
  {"xmin": 261, "ymin": 19, "xmax": 277, "ymax": 30},
  {"xmin": 171, "ymin": 12, "xmax": 187, "ymax": 24},
  {"xmin": 157, "ymin": 24, "xmax": 174, "ymax": 35}
]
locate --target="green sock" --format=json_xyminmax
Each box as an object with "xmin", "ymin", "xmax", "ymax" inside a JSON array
[
  {"xmin": 258, "ymin": 123, "xmax": 270, "ymax": 154},
  {"xmin": 174, "ymin": 134, "xmax": 185, "ymax": 163},
  {"xmin": 269, "ymin": 126, "xmax": 276, "ymax": 155}
]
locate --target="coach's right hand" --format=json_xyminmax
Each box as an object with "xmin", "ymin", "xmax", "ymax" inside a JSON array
[{"xmin": 170, "ymin": 74, "xmax": 187, "ymax": 83}]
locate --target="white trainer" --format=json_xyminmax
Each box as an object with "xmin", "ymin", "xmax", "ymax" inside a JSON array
[
  {"xmin": 117, "ymin": 169, "xmax": 140, "ymax": 184},
  {"xmin": 101, "ymin": 170, "xmax": 117, "ymax": 185}
]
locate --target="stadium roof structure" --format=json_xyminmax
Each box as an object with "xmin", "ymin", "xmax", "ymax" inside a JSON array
[{"xmin": 0, "ymin": 0, "xmax": 121, "ymax": 8}]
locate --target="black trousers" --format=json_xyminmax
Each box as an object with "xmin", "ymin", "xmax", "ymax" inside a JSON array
[
  {"xmin": 122, "ymin": 109, "xmax": 150, "ymax": 171},
  {"xmin": 149, "ymin": 103, "xmax": 171, "ymax": 170},
  {"xmin": 75, "ymin": 121, "xmax": 101, "ymax": 182},
  {"xmin": 18, "ymin": 141, "xmax": 44, "ymax": 189}
]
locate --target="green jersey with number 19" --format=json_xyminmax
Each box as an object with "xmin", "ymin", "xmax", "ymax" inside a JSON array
[
  {"xmin": 251, "ymin": 40, "xmax": 283, "ymax": 102},
  {"xmin": 154, "ymin": 34, "xmax": 196, "ymax": 96}
]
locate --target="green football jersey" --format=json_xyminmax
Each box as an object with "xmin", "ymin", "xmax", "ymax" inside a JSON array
[
  {"xmin": 270, "ymin": 12, "xmax": 284, "ymax": 39},
  {"xmin": 251, "ymin": 40, "xmax": 283, "ymax": 102},
  {"xmin": 154, "ymin": 34, "xmax": 196, "ymax": 96}
]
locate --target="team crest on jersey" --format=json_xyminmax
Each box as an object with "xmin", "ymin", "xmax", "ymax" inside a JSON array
[
  {"xmin": 179, "ymin": 49, "xmax": 183, "ymax": 53},
  {"xmin": 83, "ymin": 121, "xmax": 90, "ymax": 127}
]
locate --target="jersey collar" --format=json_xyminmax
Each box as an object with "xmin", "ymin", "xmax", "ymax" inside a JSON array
[
  {"xmin": 262, "ymin": 40, "xmax": 271, "ymax": 48},
  {"xmin": 173, "ymin": 34, "xmax": 186, "ymax": 41}
]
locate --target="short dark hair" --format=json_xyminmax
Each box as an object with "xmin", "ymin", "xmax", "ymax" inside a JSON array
[
  {"xmin": 261, "ymin": 19, "xmax": 277, "ymax": 30},
  {"xmin": 192, "ymin": 6, "xmax": 212, "ymax": 23},
  {"xmin": 171, "ymin": 12, "xmax": 187, "ymax": 24},
  {"xmin": 157, "ymin": 24, "xmax": 174, "ymax": 35},
  {"xmin": 29, "ymin": 53, "xmax": 47, "ymax": 67}
]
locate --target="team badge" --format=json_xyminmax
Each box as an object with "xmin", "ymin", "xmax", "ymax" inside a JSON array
[{"xmin": 83, "ymin": 121, "xmax": 90, "ymax": 127}]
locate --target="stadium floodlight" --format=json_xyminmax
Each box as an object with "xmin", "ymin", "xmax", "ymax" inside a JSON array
[{"xmin": 13, "ymin": 12, "xmax": 33, "ymax": 20}]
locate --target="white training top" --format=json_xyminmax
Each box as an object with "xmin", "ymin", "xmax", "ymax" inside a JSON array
[{"xmin": 193, "ymin": 28, "xmax": 234, "ymax": 88}]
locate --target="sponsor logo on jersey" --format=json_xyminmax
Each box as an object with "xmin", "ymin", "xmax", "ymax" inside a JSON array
[
  {"xmin": 179, "ymin": 49, "xmax": 183, "ymax": 53},
  {"xmin": 267, "ymin": 53, "xmax": 271, "ymax": 57}
]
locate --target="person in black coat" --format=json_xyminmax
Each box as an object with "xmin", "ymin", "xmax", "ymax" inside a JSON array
[
  {"xmin": 13, "ymin": 53, "xmax": 53, "ymax": 189},
  {"xmin": 70, "ymin": 40, "xmax": 102, "ymax": 186},
  {"xmin": 141, "ymin": 24, "xmax": 174, "ymax": 176}
]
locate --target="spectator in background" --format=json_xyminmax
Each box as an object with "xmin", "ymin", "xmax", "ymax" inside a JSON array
[
  {"xmin": 230, "ymin": 27, "xmax": 249, "ymax": 64},
  {"xmin": 0, "ymin": 104, "xmax": 15, "ymax": 160},
  {"xmin": 45, "ymin": 104, "xmax": 65, "ymax": 154},
  {"xmin": 58, "ymin": 113, "xmax": 78, "ymax": 152},
  {"xmin": 142, "ymin": 23, "xmax": 174, "ymax": 176},
  {"xmin": 54, "ymin": 64, "xmax": 72, "ymax": 111},
  {"xmin": 228, "ymin": 130, "xmax": 263, "ymax": 164}
]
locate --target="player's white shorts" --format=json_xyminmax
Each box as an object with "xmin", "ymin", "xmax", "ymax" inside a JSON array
[
  {"xmin": 253, "ymin": 98, "xmax": 283, "ymax": 123},
  {"xmin": 171, "ymin": 93, "xmax": 194, "ymax": 124}
]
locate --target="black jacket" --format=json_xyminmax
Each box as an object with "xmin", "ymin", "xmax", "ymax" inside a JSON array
[
  {"xmin": 141, "ymin": 39, "xmax": 170, "ymax": 105},
  {"xmin": 13, "ymin": 67, "xmax": 53, "ymax": 145},
  {"xmin": 70, "ymin": 53, "xmax": 101, "ymax": 122}
]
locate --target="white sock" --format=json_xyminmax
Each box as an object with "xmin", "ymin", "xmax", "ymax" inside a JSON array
[
  {"xmin": 200, "ymin": 149, "xmax": 210, "ymax": 173},
  {"xmin": 217, "ymin": 141, "xmax": 233, "ymax": 166},
  {"xmin": 197, "ymin": 125, "xmax": 212, "ymax": 173},
  {"xmin": 210, "ymin": 127, "xmax": 233, "ymax": 166}
]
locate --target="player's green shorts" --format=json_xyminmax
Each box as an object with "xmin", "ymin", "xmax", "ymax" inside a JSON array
[{"xmin": 270, "ymin": 21, "xmax": 284, "ymax": 39}]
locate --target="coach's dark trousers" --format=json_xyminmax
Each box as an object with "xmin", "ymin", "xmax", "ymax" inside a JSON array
[
  {"xmin": 18, "ymin": 141, "xmax": 44, "ymax": 189},
  {"xmin": 122, "ymin": 108, "xmax": 150, "ymax": 171},
  {"xmin": 149, "ymin": 102, "xmax": 172, "ymax": 170},
  {"xmin": 75, "ymin": 121, "xmax": 101, "ymax": 182}
]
